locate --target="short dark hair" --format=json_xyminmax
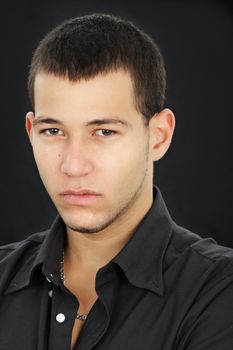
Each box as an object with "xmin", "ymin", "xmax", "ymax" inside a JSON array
[{"xmin": 28, "ymin": 13, "xmax": 166, "ymax": 123}]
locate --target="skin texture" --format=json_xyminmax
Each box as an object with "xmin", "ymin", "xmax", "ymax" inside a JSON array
[
  {"xmin": 26, "ymin": 69, "xmax": 175, "ymax": 241},
  {"xmin": 26, "ymin": 69, "xmax": 175, "ymax": 348}
]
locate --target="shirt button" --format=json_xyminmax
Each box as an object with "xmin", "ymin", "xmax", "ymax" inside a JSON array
[
  {"xmin": 48, "ymin": 290, "xmax": 53, "ymax": 298},
  {"xmin": 56, "ymin": 313, "xmax": 66, "ymax": 323}
]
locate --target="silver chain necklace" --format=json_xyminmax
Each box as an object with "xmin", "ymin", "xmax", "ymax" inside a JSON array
[{"xmin": 60, "ymin": 249, "xmax": 87, "ymax": 321}]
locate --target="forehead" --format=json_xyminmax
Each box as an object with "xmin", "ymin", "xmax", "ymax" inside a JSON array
[{"xmin": 33, "ymin": 69, "xmax": 138, "ymax": 121}]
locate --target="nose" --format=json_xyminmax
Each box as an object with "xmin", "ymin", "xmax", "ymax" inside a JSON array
[{"xmin": 60, "ymin": 140, "xmax": 93, "ymax": 177}]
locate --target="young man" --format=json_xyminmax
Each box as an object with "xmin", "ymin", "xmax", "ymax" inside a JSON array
[{"xmin": 0, "ymin": 13, "xmax": 233, "ymax": 350}]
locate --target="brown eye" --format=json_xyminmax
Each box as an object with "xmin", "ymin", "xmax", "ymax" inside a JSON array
[
  {"xmin": 40, "ymin": 128, "xmax": 63, "ymax": 136},
  {"xmin": 95, "ymin": 129, "xmax": 116, "ymax": 137},
  {"xmin": 48, "ymin": 128, "xmax": 60, "ymax": 135}
]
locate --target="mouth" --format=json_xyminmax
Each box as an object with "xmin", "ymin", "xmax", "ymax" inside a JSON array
[{"xmin": 59, "ymin": 188, "xmax": 102, "ymax": 206}]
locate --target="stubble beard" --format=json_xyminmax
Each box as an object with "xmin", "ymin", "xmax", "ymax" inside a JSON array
[{"xmin": 67, "ymin": 168, "xmax": 148, "ymax": 234}]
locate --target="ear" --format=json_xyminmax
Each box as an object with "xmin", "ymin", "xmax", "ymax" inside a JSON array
[
  {"xmin": 25, "ymin": 111, "xmax": 35, "ymax": 144},
  {"xmin": 148, "ymin": 108, "xmax": 175, "ymax": 161}
]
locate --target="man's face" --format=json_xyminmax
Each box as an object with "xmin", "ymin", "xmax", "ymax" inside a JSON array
[{"xmin": 26, "ymin": 70, "xmax": 156, "ymax": 234}]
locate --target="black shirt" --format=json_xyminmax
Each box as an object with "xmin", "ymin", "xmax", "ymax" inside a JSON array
[{"xmin": 0, "ymin": 186, "xmax": 233, "ymax": 350}]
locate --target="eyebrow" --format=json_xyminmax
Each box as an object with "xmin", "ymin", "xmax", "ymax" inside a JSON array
[
  {"xmin": 33, "ymin": 117, "xmax": 131, "ymax": 128},
  {"xmin": 32, "ymin": 117, "xmax": 62, "ymax": 127},
  {"xmin": 85, "ymin": 118, "xmax": 131, "ymax": 128}
]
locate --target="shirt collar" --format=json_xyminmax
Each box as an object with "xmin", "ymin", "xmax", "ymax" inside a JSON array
[
  {"xmin": 36, "ymin": 215, "xmax": 66, "ymax": 281},
  {"xmin": 3, "ymin": 216, "xmax": 66, "ymax": 294},
  {"xmin": 4, "ymin": 186, "xmax": 173, "ymax": 296},
  {"xmin": 112, "ymin": 186, "xmax": 173, "ymax": 296}
]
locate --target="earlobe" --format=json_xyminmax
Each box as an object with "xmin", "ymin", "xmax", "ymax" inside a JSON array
[
  {"xmin": 25, "ymin": 111, "xmax": 35, "ymax": 143},
  {"xmin": 149, "ymin": 108, "xmax": 176, "ymax": 161}
]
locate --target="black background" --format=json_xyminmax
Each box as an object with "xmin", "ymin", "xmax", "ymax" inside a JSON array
[{"xmin": 0, "ymin": 0, "xmax": 232, "ymax": 247}]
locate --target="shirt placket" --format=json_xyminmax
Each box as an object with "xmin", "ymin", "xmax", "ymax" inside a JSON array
[{"xmin": 48, "ymin": 283, "xmax": 78, "ymax": 350}]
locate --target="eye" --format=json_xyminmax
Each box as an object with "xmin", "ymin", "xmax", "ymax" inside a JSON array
[
  {"xmin": 40, "ymin": 128, "xmax": 64, "ymax": 136},
  {"xmin": 94, "ymin": 129, "xmax": 116, "ymax": 137}
]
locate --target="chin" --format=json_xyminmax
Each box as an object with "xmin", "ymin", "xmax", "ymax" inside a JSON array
[
  {"xmin": 63, "ymin": 211, "xmax": 117, "ymax": 234},
  {"xmin": 67, "ymin": 225, "xmax": 105, "ymax": 234}
]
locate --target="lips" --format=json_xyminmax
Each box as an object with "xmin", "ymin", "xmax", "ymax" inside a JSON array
[
  {"xmin": 59, "ymin": 188, "xmax": 101, "ymax": 206},
  {"xmin": 60, "ymin": 189, "xmax": 101, "ymax": 196}
]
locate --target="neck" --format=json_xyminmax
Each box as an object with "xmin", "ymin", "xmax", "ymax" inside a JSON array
[{"xmin": 65, "ymin": 188, "xmax": 153, "ymax": 273}]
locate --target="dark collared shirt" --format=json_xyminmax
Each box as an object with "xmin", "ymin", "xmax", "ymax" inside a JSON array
[{"xmin": 0, "ymin": 187, "xmax": 233, "ymax": 350}]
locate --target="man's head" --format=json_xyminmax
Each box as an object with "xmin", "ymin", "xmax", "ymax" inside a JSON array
[
  {"xmin": 28, "ymin": 13, "xmax": 166, "ymax": 124},
  {"xmin": 26, "ymin": 14, "xmax": 175, "ymax": 235}
]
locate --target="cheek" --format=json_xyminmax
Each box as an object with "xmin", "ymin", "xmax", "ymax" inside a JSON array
[
  {"xmin": 33, "ymin": 139, "xmax": 60, "ymax": 159},
  {"xmin": 102, "ymin": 142, "xmax": 148, "ymax": 187},
  {"xmin": 32, "ymin": 145, "xmax": 60, "ymax": 179}
]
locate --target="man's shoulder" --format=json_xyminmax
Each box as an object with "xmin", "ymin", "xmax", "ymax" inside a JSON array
[
  {"xmin": 0, "ymin": 230, "xmax": 47, "ymax": 259},
  {"xmin": 0, "ymin": 230, "xmax": 48, "ymax": 273},
  {"xmin": 0, "ymin": 230, "xmax": 49, "ymax": 294},
  {"xmin": 171, "ymin": 222, "xmax": 233, "ymax": 262},
  {"xmin": 168, "ymin": 221, "xmax": 233, "ymax": 284}
]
